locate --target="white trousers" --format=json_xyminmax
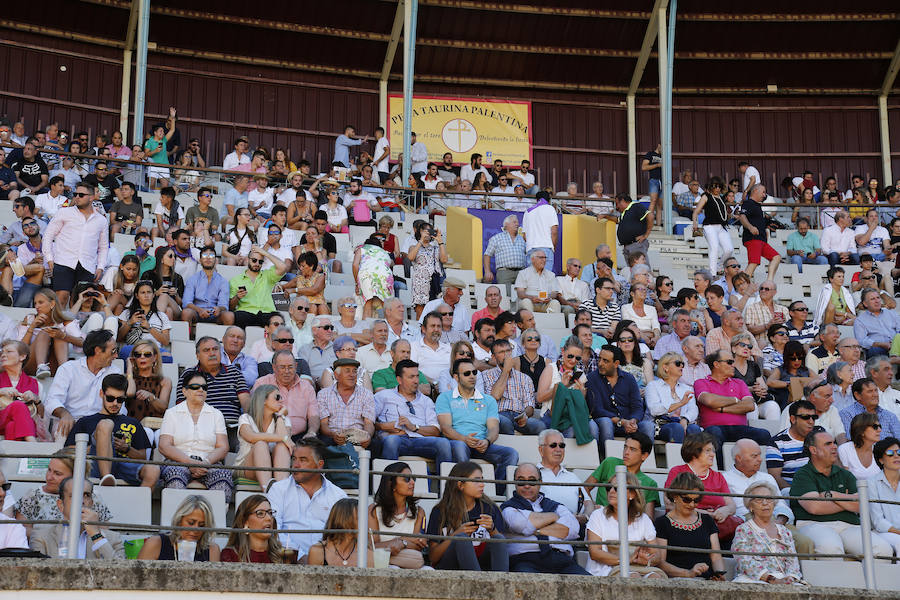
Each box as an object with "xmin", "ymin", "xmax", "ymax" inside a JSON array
[
  {"xmin": 703, "ymin": 224, "xmax": 733, "ymax": 275},
  {"xmin": 796, "ymin": 520, "xmax": 894, "ymax": 561}
]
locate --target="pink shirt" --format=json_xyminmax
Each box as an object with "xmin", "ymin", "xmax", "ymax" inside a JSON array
[
  {"xmin": 0, "ymin": 371, "xmax": 39, "ymax": 396},
  {"xmin": 664, "ymin": 464, "xmax": 729, "ymax": 511},
  {"xmin": 693, "ymin": 376, "xmax": 752, "ymax": 428},
  {"xmin": 253, "ymin": 373, "xmax": 318, "ymax": 436}
]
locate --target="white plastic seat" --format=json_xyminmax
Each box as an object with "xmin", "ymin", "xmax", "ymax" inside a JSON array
[
  {"xmin": 169, "ymin": 320, "xmax": 190, "ymax": 342},
  {"xmin": 0, "ymin": 440, "xmax": 64, "ymax": 482},
  {"xmin": 159, "ymin": 488, "xmax": 227, "ymax": 530},
  {"xmin": 94, "ymin": 486, "xmax": 152, "ymax": 527},
  {"xmin": 800, "ymin": 560, "xmax": 865, "ymax": 589},
  {"xmin": 195, "ymin": 323, "xmax": 229, "ymax": 341},
  {"xmin": 171, "ymin": 340, "xmax": 198, "ymax": 367},
  {"xmin": 664, "ymin": 443, "xmax": 685, "ymax": 470},
  {"xmin": 372, "ymin": 458, "xmax": 436, "ymax": 498},
  {"xmin": 440, "ymin": 461, "xmax": 499, "ymax": 499},
  {"xmin": 604, "ymin": 439, "xmax": 657, "ymax": 470}
]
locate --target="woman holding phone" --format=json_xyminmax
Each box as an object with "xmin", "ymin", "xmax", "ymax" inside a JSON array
[{"xmin": 408, "ymin": 223, "xmax": 448, "ymax": 319}]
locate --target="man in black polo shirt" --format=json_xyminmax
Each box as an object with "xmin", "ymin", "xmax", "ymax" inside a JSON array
[
  {"xmin": 300, "ymin": 210, "xmax": 343, "ymax": 273},
  {"xmin": 176, "ymin": 336, "xmax": 250, "ymax": 451},
  {"xmin": 789, "ymin": 429, "xmax": 892, "ymax": 559},
  {"xmin": 611, "ymin": 193, "xmax": 652, "ymax": 266},
  {"xmin": 11, "ymin": 139, "xmax": 49, "ymax": 194},
  {"xmin": 737, "ymin": 184, "xmax": 781, "ymax": 280},
  {"xmin": 83, "ymin": 160, "xmax": 121, "ymax": 211}
]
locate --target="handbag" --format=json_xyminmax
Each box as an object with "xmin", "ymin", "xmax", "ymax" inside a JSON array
[
  {"xmin": 227, "ymin": 229, "xmax": 249, "ymax": 256},
  {"xmin": 124, "ymin": 323, "xmax": 145, "ymax": 346},
  {"xmin": 390, "ymin": 547, "xmax": 425, "ymax": 569},
  {"xmin": 271, "ymin": 284, "xmax": 290, "ymax": 310}
]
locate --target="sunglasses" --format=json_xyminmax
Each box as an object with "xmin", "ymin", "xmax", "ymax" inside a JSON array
[
  {"xmin": 717, "ymin": 359, "xmax": 735, "ymax": 365},
  {"xmin": 185, "ymin": 383, "xmax": 209, "ymax": 391},
  {"xmin": 788, "ymin": 355, "xmax": 804, "ymax": 361},
  {"xmin": 524, "ymin": 336, "xmax": 541, "ymax": 342},
  {"xmin": 662, "ymin": 281, "xmax": 673, "ymax": 286},
  {"xmin": 458, "ymin": 352, "xmax": 474, "ymax": 359},
  {"xmin": 457, "ymin": 369, "xmax": 476, "ymax": 377},
  {"xmin": 317, "ymin": 325, "xmax": 334, "ymax": 331},
  {"xmin": 773, "ymin": 331, "xmax": 788, "ymax": 336},
  {"xmin": 759, "ymin": 286, "xmax": 774, "ymax": 291},
  {"xmin": 516, "ymin": 478, "xmax": 539, "ymax": 486},
  {"xmin": 104, "ymin": 395, "xmax": 127, "ymax": 404},
  {"xmin": 791, "ymin": 307, "xmax": 809, "ymax": 312},
  {"xmin": 340, "ymin": 303, "xmax": 358, "ymax": 309},
  {"xmin": 618, "ymin": 337, "xmax": 635, "ymax": 343},
  {"xmin": 0, "ymin": 482, "xmax": 10, "ymax": 492},
  {"xmin": 398, "ymin": 474, "xmax": 414, "ymax": 483},
  {"xmin": 883, "ymin": 449, "xmax": 898, "ymax": 457},
  {"xmin": 672, "ymin": 360, "xmax": 684, "ymax": 368},
  {"xmin": 133, "ymin": 351, "xmax": 155, "ymax": 358},
  {"xmin": 873, "ymin": 423, "xmax": 883, "ymax": 430},
  {"xmin": 274, "ymin": 337, "xmax": 295, "ymax": 344},
  {"xmin": 545, "ymin": 442, "xmax": 566, "ymax": 449},
  {"xmin": 735, "ymin": 342, "xmax": 752, "ymax": 349},
  {"xmin": 200, "ymin": 252, "xmax": 217, "ymax": 258},
  {"xmin": 248, "ymin": 258, "xmax": 264, "ymax": 264},
  {"xmin": 268, "ymin": 230, "xmax": 282, "ymax": 235},
  {"xmin": 795, "ymin": 414, "xmax": 818, "ymax": 421},
  {"xmin": 293, "ymin": 305, "xmax": 309, "ymax": 312},
  {"xmin": 73, "ymin": 192, "xmax": 91, "ymax": 198},
  {"xmin": 439, "ymin": 311, "xmax": 454, "ymax": 316},
  {"xmin": 565, "ymin": 353, "xmax": 579, "ymax": 360},
  {"xmin": 679, "ymin": 495, "xmax": 703, "ymax": 505}
]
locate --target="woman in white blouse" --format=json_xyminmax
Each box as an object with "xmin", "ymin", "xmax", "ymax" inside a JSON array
[
  {"xmin": 158, "ymin": 372, "xmax": 233, "ymax": 502},
  {"xmin": 236, "ymin": 384, "xmax": 292, "ymax": 492},
  {"xmin": 871, "ymin": 437, "xmax": 900, "ymax": 557},
  {"xmin": 645, "ymin": 352, "xmax": 700, "ymax": 443},
  {"xmin": 621, "ymin": 283, "xmax": 660, "ymax": 348},
  {"xmin": 838, "ymin": 412, "xmax": 882, "ymax": 480}
]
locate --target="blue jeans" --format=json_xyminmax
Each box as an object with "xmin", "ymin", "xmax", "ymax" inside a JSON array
[
  {"xmin": 648, "ymin": 178, "xmax": 661, "ymax": 196},
  {"xmin": 540, "ymin": 412, "xmax": 599, "ymax": 440},
  {"xmin": 379, "ymin": 434, "xmax": 453, "ymax": 467},
  {"xmin": 865, "ymin": 346, "xmax": 889, "ymax": 357},
  {"xmin": 868, "ymin": 253, "xmax": 887, "ymax": 261},
  {"xmin": 526, "ymin": 247, "xmax": 554, "ymax": 273},
  {"xmin": 790, "ymin": 253, "xmax": 828, "ymax": 273},
  {"xmin": 498, "ymin": 410, "xmax": 546, "ymax": 435},
  {"xmin": 827, "ymin": 252, "xmax": 860, "ymax": 266},
  {"xmin": 448, "ymin": 440, "xmax": 519, "ymax": 496},
  {"xmin": 656, "ymin": 421, "xmax": 702, "ymax": 443},
  {"xmin": 595, "ymin": 417, "xmax": 656, "ymax": 454}
]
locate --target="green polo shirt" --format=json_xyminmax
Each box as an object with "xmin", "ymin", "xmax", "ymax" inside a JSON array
[
  {"xmin": 124, "ymin": 250, "xmax": 156, "ymax": 276},
  {"xmin": 229, "ymin": 267, "xmax": 282, "ymax": 314},
  {"xmin": 786, "ymin": 231, "xmax": 821, "ymax": 256},
  {"xmin": 371, "ymin": 367, "xmax": 428, "ymax": 391},
  {"xmin": 789, "ymin": 462, "xmax": 859, "ymax": 524},
  {"xmin": 590, "ymin": 457, "xmax": 660, "ymax": 508}
]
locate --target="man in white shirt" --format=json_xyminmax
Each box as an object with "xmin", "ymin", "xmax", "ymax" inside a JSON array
[
  {"xmin": 724, "ymin": 439, "xmax": 794, "ymax": 522},
  {"xmin": 535, "ymin": 429, "xmax": 585, "ymax": 518},
  {"xmin": 45, "ymin": 330, "xmax": 122, "ymax": 439},
  {"xmin": 671, "ymin": 170, "xmax": 701, "ymax": 200},
  {"xmin": 459, "ymin": 153, "xmax": 489, "ymax": 184},
  {"xmin": 409, "ymin": 132, "xmax": 428, "ymax": 176},
  {"xmin": 222, "ymin": 136, "xmax": 250, "ymax": 171},
  {"xmin": 490, "ymin": 173, "xmax": 515, "ymax": 207},
  {"xmin": 820, "ymin": 210, "xmax": 860, "ymax": 266},
  {"xmin": 515, "ymin": 251, "xmax": 561, "ymax": 313},
  {"xmin": 372, "ymin": 127, "xmax": 390, "ymax": 182},
  {"xmin": 357, "ymin": 320, "xmax": 392, "ymax": 375},
  {"xmin": 854, "ymin": 208, "xmax": 890, "ymax": 260},
  {"xmin": 557, "ymin": 257, "xmax": 590, "ymax": 314},
  {"xmin": 260, "ymin": 223, "xmax": 294, "ymax": 273},
  {"xmin": 34, "ymin": 175, "xmax": 67, "ymax": 222},
  {"xmin": 267, "ymin": 438, "xmax": 347, "ymax": 562},
  {"xmin": 866, "ymin": 356, "xmax": 900, "ymax": 420},
  {"xmin": 171, "ymin": 229, "xmax": 201, "ymax": 280},
  {"xmin": 42, "ymin": 182, "xmax": 109, "ymax": 308},
  {"xmin": 508, "ymin": 159, "xmax": 537, "ymax": 194},
  {"xmin": 384, "ymin": 298, "xmax": 417, "ymax": 346},
  {"xmin": 409, "ymin": 312, "xmax": 451, "ymax": 382},
  {"xmin": 521, "ymin": 190, "xmax": 559, "ymax": 273},
  {"xmin": 471, "ymin": 319, "xmax": 495, "ymax": 365},
  {"xmin": 418, "ymin": 278, "xmax": 471, "ymax": 333},
  {"xmin": 739, "ymin": 161, "xmax": 761, "ymax": 195}
]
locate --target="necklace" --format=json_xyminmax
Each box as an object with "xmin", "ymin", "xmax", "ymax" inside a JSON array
[
  {"xmin": 666, "ymin": 512, "xmax": 702, "ymax": 531},
  {"xmin": 687, "ymin": 462, "xmax": 711, "ymax": 481},
  {"xmin": 332, "ymin": 539, "xmax": 356, "ymax": 566}
]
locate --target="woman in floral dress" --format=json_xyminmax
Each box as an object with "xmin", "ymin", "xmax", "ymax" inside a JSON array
[
  {"xmin": 353, "ymin": 237, "xmax": 395, "ymax": 318},
  {"xmin": 407, "ymin": 224, "xmax": 447, "ymax": 319}
]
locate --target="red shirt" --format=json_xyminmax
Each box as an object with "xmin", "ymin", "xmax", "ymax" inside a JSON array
[
  {"xmin": 693, "ymin": 376, "xmax": 752, "ymax": 428},
  {"xmin": 0, "ymin": 371, "xmax": 39, "ymax": 396},
  {"xmin": 664, "ymin": 464, "xmax": 730, "ymax": 511},
  {"xmin": 470, "ymin": 307, "xmax": 504, "ymax": 330}
]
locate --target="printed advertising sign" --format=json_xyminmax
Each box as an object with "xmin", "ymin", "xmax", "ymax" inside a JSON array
[{"xmin": 387, "ymin": 94, "xmax": 532, "ymax": 165}]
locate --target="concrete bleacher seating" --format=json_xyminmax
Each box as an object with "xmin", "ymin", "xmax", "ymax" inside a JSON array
[
  {"xmin": 0, "ymin": 441, "xmax": 64, "ymax": 482},
  {"xmin": 160, "ymin": 488, "xmax": 227, "ymax": 529}
]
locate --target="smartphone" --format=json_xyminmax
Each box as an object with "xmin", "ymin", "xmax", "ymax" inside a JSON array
[
  {"xmin": 239, "ymin": 286, "xmax": 246, "ymax": 292},
  {"xmin": 113, "ymin": 430, "xmax": 125, "ymax": 440}
]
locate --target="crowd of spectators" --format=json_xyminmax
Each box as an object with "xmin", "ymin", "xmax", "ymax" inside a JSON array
[{"xmin": 1, "ymin": 119, "xmax": 900, "ymax": 581}]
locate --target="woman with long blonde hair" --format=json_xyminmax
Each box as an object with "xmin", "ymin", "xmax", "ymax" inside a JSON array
[
  {"xmin": 18, "ymin": 288, "xmax": 83, "ymax": 378},
  {"xmin": 235, "ymin": 384, "xmax": 292, "ymax": 491},
  {"xmin": 221, "ymin": 494, "xmax": 285, "ymax": 563},
  {"xmin": 138, "ymin": 495, "xmax": 220, "ymax": 561}
]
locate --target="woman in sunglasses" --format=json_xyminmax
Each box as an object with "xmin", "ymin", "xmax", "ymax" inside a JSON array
[
  {"xmin": 368, "ymin": 461, "xmax": 427, "ymax": 569},
  {"xmin": 731, "ymin": 332, "xmax": 779, "ymax": 420},
  {"xmin": 158, "ymin": 371, "xmax": 233, "ymax": 502},
  {"xmin": 125, "ymin": 340, "xmax": 172, "ymax": 443},
  {"xmin": 732, "ymin": 482, "xmax": 805, "ymax": 585},
  {"xmin": 646, "ymin": 352, "xmax": 700, "ymax": 443},
  {"xmin": 235, "ymin": 384, "xmax": 293, "ymax": 491},
  {"xmin": 146, "ymin": 246, "xmax": 185, "ymax": 321},
  {"xmin": 222, "ymin": 494, "xmax": 287, "ymax": 563},
  {"xmin": 766, "ymin": 341, "xmax": 810, "ymax": 411},
  {"xmin": 871, "ymin": 437, "xmax": 900, "ymax": 556},
  {"xmin": 838, "ymin": 413, "xmax": 883, "ymax": 481},
  {"xmin": 761, "ymin": 323, "xmax": 790, "ymax": 376},
  {"xmin": 654, "ymin": 472, "xmax": 725, "ymax": 580}
]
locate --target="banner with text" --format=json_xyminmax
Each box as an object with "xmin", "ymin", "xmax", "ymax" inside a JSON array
[{"xmin": 387, "ymin": 94, "xmax": 532, "ymax": 165}]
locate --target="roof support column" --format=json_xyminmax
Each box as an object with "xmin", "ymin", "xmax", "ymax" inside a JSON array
[
  {"xmin": 658, "ymin": 4, "xmax": 671, "ymax": 233},
  {"xmin": 402, "ymin": 0, "xmax": 418, "ymax": 184},
  {"xmin": 131, "ymin": 0, "xmax": 150, "ymax": 145},
  {"xmin": 379, "ymin": 1, "xmax": 405, "ymax": 130},
  {"xmin": 119, "ymin": 0, "xmax": 139, "ymax": 137},
  {"xmin": 879, "ymin": 38, "xmax": 900, "ymax": 186},
  {"xmin": 627, "ymin": 93, "xmax": 637, "ymax": 199}
]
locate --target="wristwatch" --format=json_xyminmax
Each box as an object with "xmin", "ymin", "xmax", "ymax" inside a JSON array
[
  {"xmin": 90, "ymin": 532, "xmax": 104, "ymax": 542},
  {"xmin": 413, "ymin": 424, "xmax": 420, "ymax": 432},
  {"xmin": 401, "ymin": 539, "xmax": 408, "ymax": 548},
  {"xmin": 823, "ymin": 490, "xmax": 833, "ymax": 498}
]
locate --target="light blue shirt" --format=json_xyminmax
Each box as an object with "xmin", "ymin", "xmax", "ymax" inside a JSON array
[
  {"xmin": 224, "ymin": 188, "xmax": 248, "ymax": 210},
  {"xmin": 435, "ymin": 387, "xmax": 498, "ymax": 439},
  {"xmin": 183, "ymin": 270, "xmax": 230, "ymax": 311},
  {"xmin": 333, "ymin": 134, "xmax": 362, "ymax": 167},
  {"xmin": 221, "ymin": 350, "xmax": 258, "ymax": 388},
  {"xmin": 267, "ymin": 475, "xmax": 346, "ymax": 559},
  {"xmin": 853, "ymin": 309, "xmax": 900, "ymax": 349},
  {"xmin": 870, "ymin": 470, "xmax": 900, "ymax": 534}
]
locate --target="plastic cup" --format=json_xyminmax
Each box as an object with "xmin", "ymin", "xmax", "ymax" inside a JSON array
[
  {"xmin": 373, "ymin": 548, "xmax": 390, "ymax": 568},
  {"xmin": 176, "ymin": 540, "xmax": 196, "ymax": 562}
]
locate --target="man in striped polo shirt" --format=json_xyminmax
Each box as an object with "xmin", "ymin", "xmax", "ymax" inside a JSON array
[
  {"xmin": 176, "ymin": 336, "xmax": 250, "ymax": 452},
  {"xmin": 767, "ymin": 400, "xmax": 818, "ymax": 491}
]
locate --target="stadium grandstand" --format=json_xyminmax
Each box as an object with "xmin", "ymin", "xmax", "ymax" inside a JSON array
[{"xmin": 2, "ymin": 1, "xmax": 900, "ymax": 597}]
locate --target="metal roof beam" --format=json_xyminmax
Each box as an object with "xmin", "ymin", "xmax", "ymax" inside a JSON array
[
  {"xmin": 680, "ymin": 12, "xmax": 897, "ymax": 22},
  {"xmin": 882, "ymin": 37, "xmax": 900, "ymax": 96},
  {"xmin": 629, "ymin": 0, "xmax": 668, "ymax": 95},
  {"xmin": 414, "ymin": 0, "xmax": 650, "ymax": 18}
]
